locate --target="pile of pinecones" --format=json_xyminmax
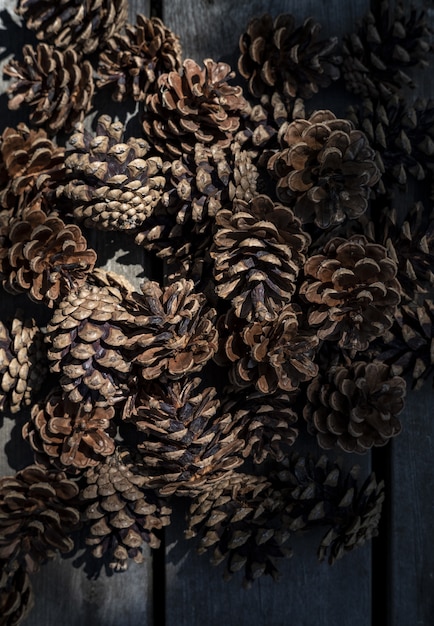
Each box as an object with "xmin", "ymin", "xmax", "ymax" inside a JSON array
[{"xmin": 0, "ymin": 0, "xmax": 433, "ymax": 623}]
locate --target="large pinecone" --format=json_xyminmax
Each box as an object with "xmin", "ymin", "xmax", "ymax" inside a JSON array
[
  {"xmin": 301, "ymin": 235, "xmax": 401, "ymax": 353},
  {"xmin": 238, "ymin": 13, "xmax": 341, "ymax": 100},
  {"xmin": 267, "ymin": 110, "xmax": 380, "ymax": 228},
  {"xmin": 0, "ymin": 559, "xmax": 34, "ymax": 626},
  {"xmin": 211, "ymin": 195, "xmax": 310, "ymax": 322},
  {"xmin": 97, "ymin": 14, "xmax": 182, "ymax": 101},
  {"xmin": 81, "ymin": 447, "xmax": 171, "ymax": 571},
  {"xmin": 4, "ymin": 44, "xmax": 94, "ymax": 134},
  {"xmin": 16, "ymin": 0, "xmax": 128, "ymax": 56}
]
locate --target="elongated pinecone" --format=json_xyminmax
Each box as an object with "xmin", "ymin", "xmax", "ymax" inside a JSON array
[
  {"xmin": 4, "ymin": 44, "xmax": 94, "ymax": 134},
  {"xmin": 81, "ymin": 447, "xmax": 171, "ymax": 571},
  {"xmin": 97, "ymin": 14, "xmax": 182, "ymax": 101},
  {"xmin": 0, "ymin": 559, "xmax": 34, "ymax": 626},
  {"xmin": 238, "ymin": 13, "xmax": 341, "ymax": 100},
  {"xmin": 185, "ymin": 472, "xmax": 291, "ymax": 587},
  {"xmin": 143, "ymin": 58, "xmax": 247, "ymax": 158},
  {"xmin": 268, "ymin": 110, "xmax": 380, "ymax": 228},
  {"xmin": 211, "ymin": 195, "xmax": 310, "ymax": 322},
  {"xmin": 274, "ymin": 455, "xmax": 385, "ymax": 563},
  {"xmin": 0, "ymin": 465, "xmax": 79, "ymax": 572},
  {"xmin": 16, "ymin": 0, "xmax": 128, "ymax": 55},
  {"xmin": 301, "ymin": 235, "xmax": 401, "ymax": 353},
  {"xmin": 63, "ymin": 115, "xmax": 167, "ymax": 232},
  {"xmin": 342, "ymin": 1, "xmax": 432, "ymax": 98},
  {"xmin": 0, "ymin": 207, "xmax": 97, "ymax": 307}
]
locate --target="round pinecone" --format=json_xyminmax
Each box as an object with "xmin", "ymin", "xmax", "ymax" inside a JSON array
[
  {"xmin": 267, "ymin": 110, "xmax": 380, "ymax": 228},
  {"xmin": 238, "ymin": 13, "xmax": 341, "ymax": 100},
  {"xmin": 4, "ymin": 44, "xmax": 94, "ymax": 134},
  {"xmin": 16, "ymin": 0, "xmax": 128, "ymax": 56},
  {"xmin": 301, "ymin": 235, "xmax": 401, "ymax": 353},
  {"xmin": 211, "ymin": 195, "xmax": 310, "ymax": 322},
  {"xmin": 0, "ymin": 559, "xmax": 34, "ymax": 626},
  {"xmin": 97, "ymin": 14, "xmax": 182, "ymax": 101}
]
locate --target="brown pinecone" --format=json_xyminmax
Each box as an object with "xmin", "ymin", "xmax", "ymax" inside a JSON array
[
  {"xmin": 4, "ymin": 44, "xmax": 94, "ymax": 134},
  {"xmin": 16, "ymin": 0, "xmax": 128, "ymax": 56},
  {"xmin": 24, "ymin": 388, "xmax": 116, "ymax": 471},
  {"xmin": 185, "ymin": 472, "xmax": 291, "ymax": 587},
  {"xmin": 300, "ymin": 235, "xmax": 401, "ymax": 353},
  {"xmin": 143, "ymin": 58, "xmax": 247, "ymax": 158},
  {"xmin": 211, "ymin": 195, "xmax": 310, "ymax": 322},
  {"xmin": 342, "ymin": 1, "xmax": 432, "ymax": 98},
  {"xmin": 0, "ymin": 559, "xmax": 34, "ymax": 626},
  {"xmin": 0, "ymin": 465, "xmax": 79, "ymax": 572},
  {"xmin": 63, "ymin": 115, "xmax": 167, "ymax": 232},
  {"xmin": 81, "ymin": 447, "xmax": 171, "ymax": 571},
  {"xmin": 0, "ymin": 207, "xmax": 97, "ymax": 308},
  {"xmin": 267, "ymin": 110, "xmax": 380, "ymax": 228},
  {"xmin": 97, "ymin": 14, "xmax": 182, "ymax": 101},
  {"xmin": 0, "ymin": 311, "xmax": 47, "ymax": 415},
  {"xmin": 125, "ymin": 378, "xmax": 244, "ymax": 496}
]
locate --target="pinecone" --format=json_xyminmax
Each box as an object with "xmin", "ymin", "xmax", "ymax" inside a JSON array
[
  {"xmin": 211, "ymin": 195, "xmax": 310, "ymax": 322},
  {"xmin": 97, "ymin": 14, "xmax": 182, "ymax": 101},
  {"xmin": 63, "ymin": 115, "xmax": 167, "ymax": 232},
  {"xmin": 16, "ymin": 0, "xmax": 128, "ymax": 56},
  {"xmin": 81, "ymin": 447, "xmax": 171, "ymax": 571},
  {"xmin": 342, "ymin": 1, "xmax": 432, "ymax": 98},
  {"xmin": 4, "ymin": 44, "xmax": 94, "ymax": 134},
  {"xmin": 143, "ymin": 58, "xmax": 247, "ymax": 158},
  {"xmin": 0, "ymin": 559, "xmax": 34, "ymax": 626},
  {"xmin": 185, "ymin": 472, "xmax": 291, "ymax": 587},
  {"xmin": 0, "ymin": 311, "xmax": 47, "ymax": 415},
  {"xmin": 267, "ymin": 110, "xmax": 380, "ymax": 228},
  {"xmin": 0, "ymin": 465, "xmax": 79, "ymax": 572},
  {"xmin": 238, "ymin": 13, "xmax": 341, "ymax": 100},
  {"xmin": 0, "ymin": 207, "xmax": 97, "ymax": 307},
  {"xmin": 300, "ymin": 235, "xmax": 401, "ymax": 353}
]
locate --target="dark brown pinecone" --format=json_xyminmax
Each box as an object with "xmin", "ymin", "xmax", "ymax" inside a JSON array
[
  {"xmin": 267, "ymin": 110, "xmax": 380, "ymax": 228},
  {"xmin": 342, "ymin": 1, "xmax": 432, "ymax": 98},
  {"xmin": 0, "ymin": 311, "xmax": 47, "ymax": 415},
  {"xmin": 143, "ymin": 58, "xmax": 247, "ymax": 158},
  {"xmin": 0, "ymin": 559, "xmax": 34, "ymax": 626},
  {"xmin": 125, "ymin": 378, "xmax": 244, "ymax": 496},
  {"xmin": 97, "ymin": 14, "xmax": 182, "ymax": 101},
  {"xmin": 211, "ymin": 195, "xmax": 310, "ymax": 322},
  {"xmin": 300, "ymin": 235, "xmax": 401, "ymax": 353},
  {"xmin": 185, "ymin": 472, "xmax": 291, "ymax": 587},
  {"xmin": 63, "ymin": 115, "xmax": 167, "ymax": 232},
  {"xmin": 24, "ymin": 388, "xmax": 116, "ymax": 471},
  {"xmin": 81, "ymin": 447, "xmax": 171, "ymax": 571},
  {"xmin": 0, "ymin": 207, "xmax": 97, "ymax": 307},
  {"xmin": 4, "ymin": 44, "xmax": 94, "ymax": 134},
  {"xmin": 16, "ymin": 0, "xmax": 128, "ymax": 56},
  {"xmin": 274, "ymin": 455, "xmax": 385, "ymax": 563},
  {"xmin": 215, "ymin": 306, "xmax": 319, "ymax": 394},
  {"xmin": 0, "ymin": 465, "xmax": 79, "ymax": 572},
  {"xmin": 304, "ymin": 359, "xmax": 405, "ymax": 453},
  {"xmin": 238, "ymin": 13, "xmax": 341, "ymax": 101}
]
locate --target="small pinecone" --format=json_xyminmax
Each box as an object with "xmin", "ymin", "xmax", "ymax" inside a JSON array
[
  {"xmin": 16, "ymin": 0, "xmax": 128, "ymax": 56},
  {"xmin": 342, "ymin": 1, "xmax": 432, "ymax": 98},
  {"xmin": 125, "ymin": 378, "xmax": 244, "ymax": 496},
  {"xmin": 143, "ymin": 58, "xmax": 247, "ymax": 158},
  {"xmin": 185, "ymin": 472, "xmax": 291, "ymax": 587},
  {"xmin": 81, "ymin": 447, "xmax": 171, "ymax": 571},
  {"xmin": 63, "ymin": 115, "xmax": 167, "ymax": 232},
  {"xmin": 24, "ymin": 388, "xmax": 116, "ymax": 471},
  {"xmin": 4, "ymin": 44, "xmax": 94, "ymax": 134},
  {"xmin": 267, "ymin": 110, "xmax": 380, "ymax": 228},
  {"xmin": 274, "ymin": 455, "xmax": 385, "ymax": 563},
  {"xmin": 304, "ymin": 360, "xmax": 405, "ymax": 453},
  {"xmin": 0, "ymin": 207, "xmax": 97, "ymax": 307},
  {"xmin": 0, "ymin": 465, "xmax": 79, "ymax": 572},
  {"xmin": 97, "ymin": 14, "xmax": 182, "ymax": 101},
  {"xmin": 211, "ymin": 195, "xmax": 310, "ymax": 322},
  {"xmin": 301, "ymin": 235, "xmax": 401, "ymax": 353},
  {"xmin": 0, "ymin": 311, "xmax": 47, "ymax": 415},
  {"xmin": 0, "ymin": 560, "xmax": 34, "ymax": 626}
]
